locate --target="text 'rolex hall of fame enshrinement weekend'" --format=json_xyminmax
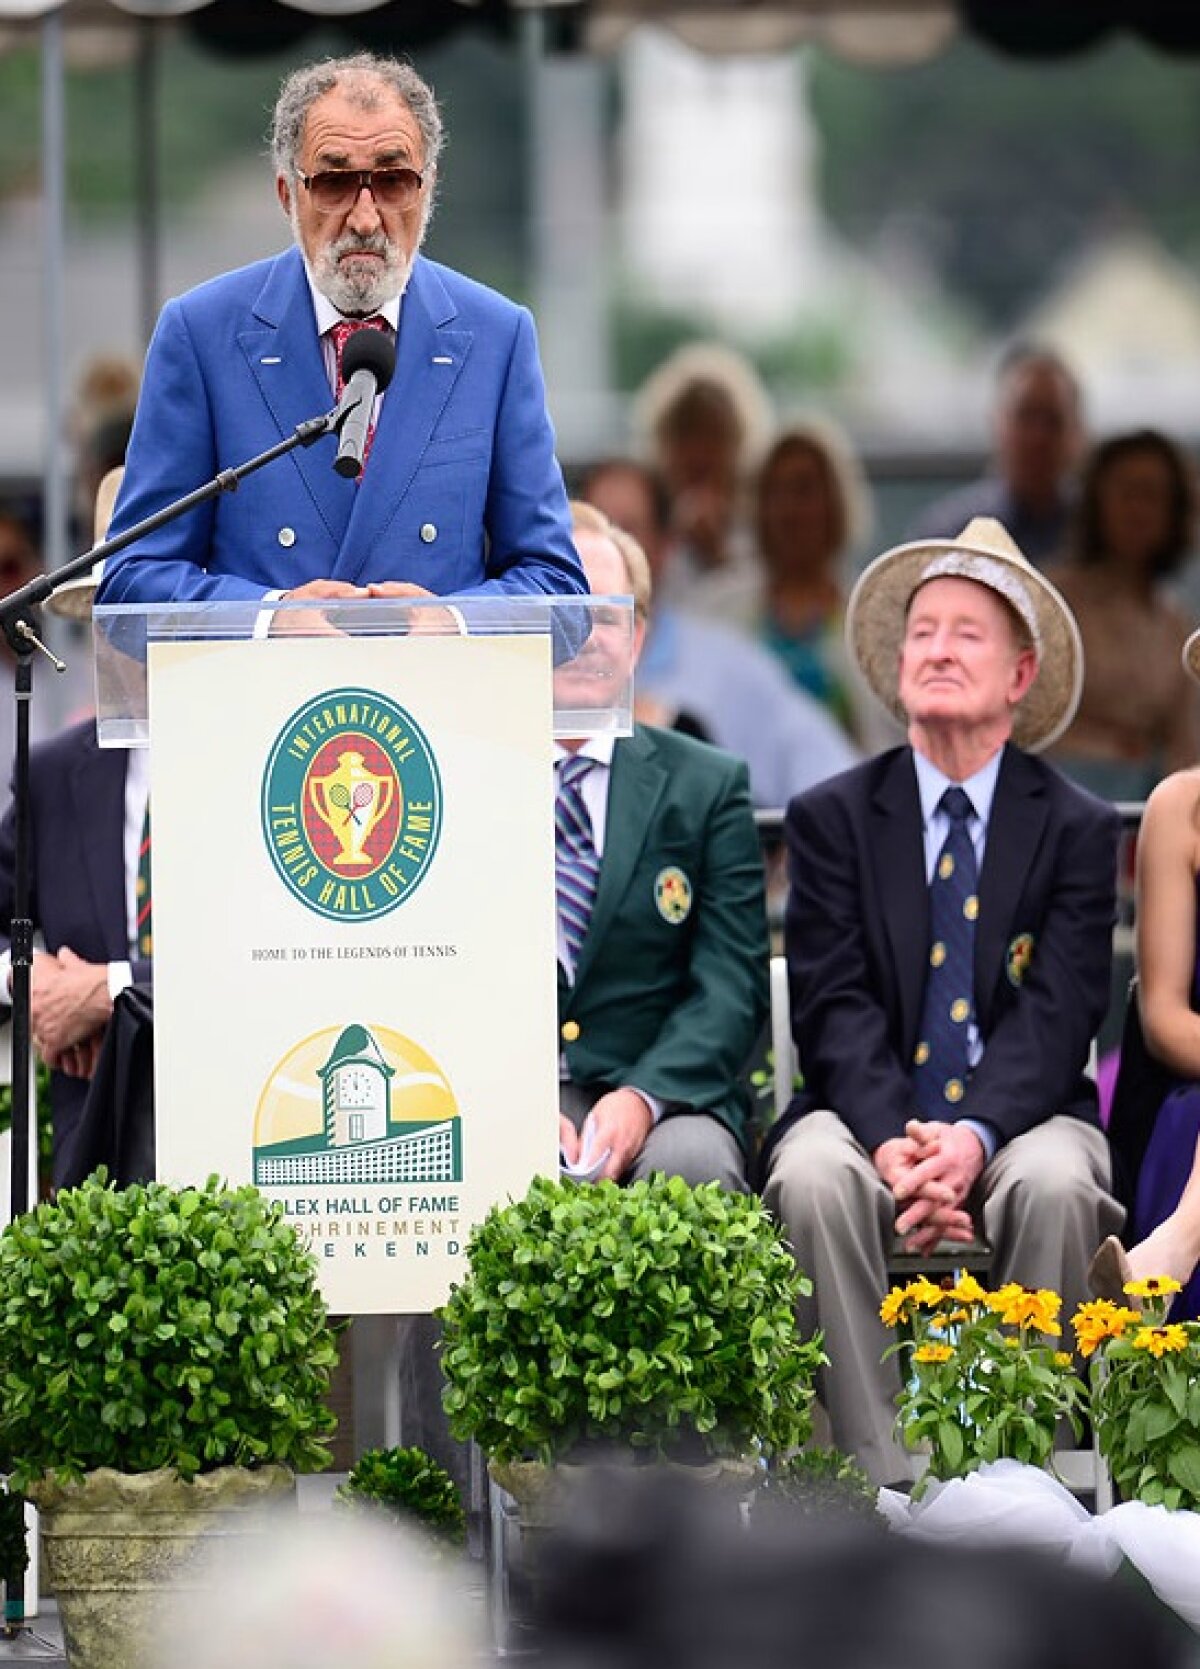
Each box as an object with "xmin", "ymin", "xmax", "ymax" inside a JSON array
[{"xmin": 147, "ymin": 630, "xmax": 560, "ymax": 1312}]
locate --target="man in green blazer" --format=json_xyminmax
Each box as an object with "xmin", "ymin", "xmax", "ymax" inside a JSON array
[{"xmin": 554, "ymin": 504, "xmax": 769, "ymax": 1191}]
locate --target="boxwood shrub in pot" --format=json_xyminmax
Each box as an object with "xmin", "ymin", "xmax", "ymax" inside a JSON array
[
  {"xmin": 336, "ymin": 1446, "xmax": 466, "ymax": 1548},
  {"xmin": 439, "ymin": 1174, "xmax": 824, "ymax": 1476},
  {"xmin": 0, "ymin": 1172, "xmax": 339, "ymax": 1669}
]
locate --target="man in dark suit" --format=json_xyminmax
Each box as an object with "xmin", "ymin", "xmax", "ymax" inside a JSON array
[
  {"xmin": 96, "ymin": 53, "xmax": 584, "ymax": 614},
  {"xmin": 0, "ymin": 718, "xmax": 150, "ymax": 1184},
  {"xmin": 762, "ymin": 517, "xmax": 1124, "ymax": 1485},
  {"xmin": 554, "ymin": 503, "xmax": 769, "ymax": 1190}
]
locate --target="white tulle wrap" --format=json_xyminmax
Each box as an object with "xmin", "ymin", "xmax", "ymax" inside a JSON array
[{"xmin": 878, "ymin": 1460, "xmax": 1200, "ymax": 1631}]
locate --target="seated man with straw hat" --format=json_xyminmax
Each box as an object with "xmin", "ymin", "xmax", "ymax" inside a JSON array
[{"xmin": 761, "ymin": 518, "xmax": 1125, "ymax": 1487}]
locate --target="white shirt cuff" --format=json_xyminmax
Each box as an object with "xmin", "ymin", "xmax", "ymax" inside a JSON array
[
  {"xmin": 253, "ymin": 591, "xmax": 288, "ymax": 640},
  {"xmin": 628, "ymin": 1086, "xmax": 665, "ymax": 1126},
  {"xmin": 107, "ymin": 961, "xmax": 133, "ymax": 1002}
]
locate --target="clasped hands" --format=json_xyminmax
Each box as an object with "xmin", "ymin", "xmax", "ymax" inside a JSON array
[
  {"xmin": 271, "ymin": 578, "xmax": 454, "ymax": 636},
  {"xmin": 874, "ymin": 1118, "xmax": 986, "ymax": 1256},
  {"xmin": 27, "ymin": 946, "xmax": 112, "ymax": 1079}
]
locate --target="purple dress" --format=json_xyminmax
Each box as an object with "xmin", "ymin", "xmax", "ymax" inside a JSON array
[{"xmin": 1134, "ymin": 931, "xmax": 1200, "ymax": 1320}]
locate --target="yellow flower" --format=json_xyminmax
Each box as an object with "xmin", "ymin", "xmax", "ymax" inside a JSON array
[
  {"xmin": 948, "ymin": 1273, "xmax": 988, "ymax": 1306},
  {"xmin": 908, "ymin": 1276, "xmax": 948, "ymax": 1308},
  {"xmin": 1132, "ymin": 1325, "xmax": 1189, "ymax": 1359},
  {"xmin": 1054, "ymin": 1352, "xmax": 1073, "ymax": 1368},
  {"xmin": 913, "ymin": 1343, "xmax": 954, "ymax": 1364},
  {"xmin": 1071, "ymin": 1300, "xmax": 1141, "ymax": 1358},
  {"xmin": 880, "ymin": 1276, "xmax": 947, "ymax": 1327},
  {"xmin": 1124, "ymin": 1275, "xmax": 1184, "ymax": 1300},
  {"xmin": 989, "ymin": 1284, "xmax": 1062, "ymax": 1334},
  {"xmin": 880, "ymin": 1289, "xmax": 909, "ymax": 1327}
]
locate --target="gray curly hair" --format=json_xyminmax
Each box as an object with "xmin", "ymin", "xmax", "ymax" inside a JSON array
[{"xmin": 270, "ymin": 53, "xmax": 444, "ymax": 182}]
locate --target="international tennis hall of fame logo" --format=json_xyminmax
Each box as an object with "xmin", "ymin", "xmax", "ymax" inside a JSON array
[
  {"xmin": 261, "ymin": 687, "xmax": 443, "ymax": 922},
  {"xmin": 253, "ymin": 1022, "xmax": 465, "ymax": 1262}
]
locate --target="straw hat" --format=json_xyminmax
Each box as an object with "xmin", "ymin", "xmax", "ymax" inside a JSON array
[
  {"xmin": 845, "ymin": 516, "xmax": 1083, "ymax": 753},
  {"xmin": 1183, "ymin": 626, "xmax": 1200, "ymax": 687},
  {"xmin": 45, "ymin": 466, "xmax": 122, "ymax": 622}
]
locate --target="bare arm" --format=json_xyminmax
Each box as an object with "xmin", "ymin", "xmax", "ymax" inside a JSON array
[{"xmin": 1137, "ymin": 769, "xmax": 1200, "ymax": 1077}]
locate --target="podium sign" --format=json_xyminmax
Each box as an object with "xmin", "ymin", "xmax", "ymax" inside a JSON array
[{"xmin": 149, "ymin": 631, "xmax": 559, "ymax": 1313}]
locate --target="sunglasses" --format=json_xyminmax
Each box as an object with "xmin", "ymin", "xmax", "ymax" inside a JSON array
[{"xmin": 298, "ymin": 167, "xmax": 424, "ymax": 215}]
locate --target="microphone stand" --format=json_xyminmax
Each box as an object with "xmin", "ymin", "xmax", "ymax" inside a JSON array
[{"xmin": 0, "ymin": 396, "xmax": 349, "ymax": 1642}]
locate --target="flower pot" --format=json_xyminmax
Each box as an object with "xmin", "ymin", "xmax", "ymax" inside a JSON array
[
  {"xmin": 487, "ymin": 1453, "xmax": 760, "ymax": 1655},
  {"xmin": 490, "ymin": 1453, "xmax": 759, "ymax": 1523},
  {"xmin": 26, "ymin": 1465, "xmax": 295, "ymax": 1669}
]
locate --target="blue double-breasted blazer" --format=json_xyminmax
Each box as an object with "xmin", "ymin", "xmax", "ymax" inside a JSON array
[{"xmin": 96, "ymin": 247, "xmax": 584, "ymax": 607}]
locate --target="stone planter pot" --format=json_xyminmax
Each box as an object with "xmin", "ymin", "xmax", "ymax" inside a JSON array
[
  {"xmin": 490, "ymin": 1453, "xmax": 760, "ymax": 1523},
  {"xmin": 487, "ymin": 1453, "xmax": 761, "ymax": 1652},
  {"xmin": 26, "ymin": 1464, "xmax": 295, "ymax": 1669}
]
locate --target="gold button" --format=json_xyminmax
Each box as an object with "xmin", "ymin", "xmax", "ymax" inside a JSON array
[{"xmin": 561, "ymin": 1020, "xmax": 580, "ymax": 1042}]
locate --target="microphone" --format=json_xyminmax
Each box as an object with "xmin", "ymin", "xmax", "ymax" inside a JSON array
[{"xmin": 333, "ymin": 329, "xmax": 397, "ymax": 480}]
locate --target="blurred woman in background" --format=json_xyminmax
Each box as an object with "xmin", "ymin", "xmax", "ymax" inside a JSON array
[
  {"xmin": 636, "ymin": 342, "xmax": 772, "ymax": 625},
  {"xmin": 751, "ymin": 418, "xmax": 879, "ymax": 747},
  {"xmin": 1048, "ymin": 429, "xmax": 1200, "ymax": 802}
]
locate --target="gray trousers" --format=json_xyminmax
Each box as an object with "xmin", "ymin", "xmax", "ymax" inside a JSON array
[
  {"xmin": 559, "ymin": 1080, "xmax": 749, "ymax": 1192},
  {"xmin": 763, "ymin": 1110, "xmax": 1124, "ymax": 1487}
]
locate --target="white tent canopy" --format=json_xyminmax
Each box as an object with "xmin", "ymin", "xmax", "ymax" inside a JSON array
[{"xmin": 0, "ymin": 1, "xmax": 959, "ymax": 64}]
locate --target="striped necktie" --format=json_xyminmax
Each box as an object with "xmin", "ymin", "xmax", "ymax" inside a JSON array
[
  {"xmin": 329, "ymin": 316, "xmax": 388, "ymax": 473},
  {"xmin": 555, "ymin": 754, "xmax": 600, "ymax": 974},
  {"xmin": 912, "ymin": 786, "xmax": 977, "ymax": 1117},
  {"xmin": 136, "ymin": 800, "xmax": 152, "ymax": 959}
]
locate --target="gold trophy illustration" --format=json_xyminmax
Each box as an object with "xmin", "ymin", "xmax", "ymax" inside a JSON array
[{"xmin": 309, "ymin": 750, "xmax": 396, "ymax": 867}]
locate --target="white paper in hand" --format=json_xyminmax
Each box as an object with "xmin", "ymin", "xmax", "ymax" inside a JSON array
[{"xmin": 559, "ymin": 1118, "xmax": 611, "ymax": 1182}]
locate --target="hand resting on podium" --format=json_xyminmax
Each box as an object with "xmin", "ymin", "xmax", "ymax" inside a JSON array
[{"xmin": 269, "ymin": 578, "xmax": 458, "ymax": 637}]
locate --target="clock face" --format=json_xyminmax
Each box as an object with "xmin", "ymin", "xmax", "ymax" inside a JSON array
[{"xmin": 336, "ymin": 1064, "xmax": 379, "ymax": 1108}]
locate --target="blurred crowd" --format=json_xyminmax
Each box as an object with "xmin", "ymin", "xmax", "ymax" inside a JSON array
[{"xmin": 564, "ymin": 336, "xmax": 1200, "ymax": 813}]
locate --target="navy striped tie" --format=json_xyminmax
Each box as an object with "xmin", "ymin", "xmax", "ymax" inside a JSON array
[
  {"xmin": 912, "ymin": 786, "xmax": 978, "ymax": 1118},
  {"xmin": 555, "ymin": 754, "xmax": 599, "ymax": 973}
]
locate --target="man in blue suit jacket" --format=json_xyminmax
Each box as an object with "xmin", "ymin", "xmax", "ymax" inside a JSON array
[{"xmin": 96, "ymin": 53, "xmax": 584, "ymax": 612}]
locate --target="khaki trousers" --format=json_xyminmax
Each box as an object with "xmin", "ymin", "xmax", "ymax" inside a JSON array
[{"xmin": 763, "ymin": 1110, "xmax": 1124, "ymax": 1486}]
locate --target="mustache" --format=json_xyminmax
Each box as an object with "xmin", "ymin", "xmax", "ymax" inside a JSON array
[{"xmin": 330, "ymin": 231, "xmax": 395, "ymax": 260}]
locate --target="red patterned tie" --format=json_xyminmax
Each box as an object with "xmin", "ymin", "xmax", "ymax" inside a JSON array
[{"xmin": 329, "ymin": 316, "xmax": 388, "ymax": 473}]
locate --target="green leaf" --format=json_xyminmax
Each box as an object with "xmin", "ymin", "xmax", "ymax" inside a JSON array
[
  {"xmin": 936, "ymin": 1421, "xmax": 964, "ymax": 1472},
  {"xmin": 1143, "ymin": 1401, "xmax": 1180, "ymax": 1442},
  {"xmin": 1167, "ymin": 1444, "xmax": 1200, "ymax": 1498}
]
